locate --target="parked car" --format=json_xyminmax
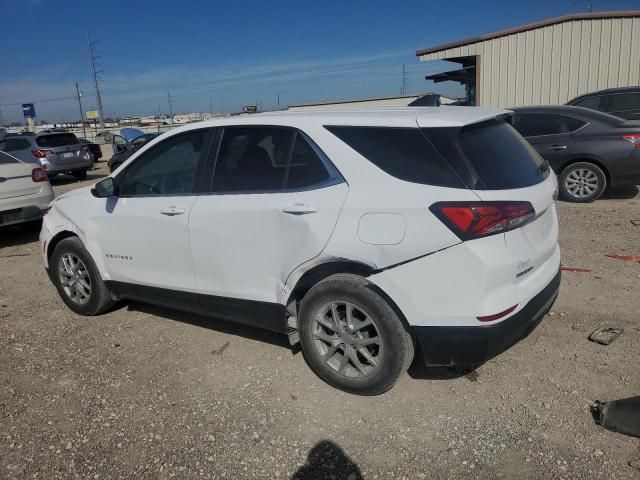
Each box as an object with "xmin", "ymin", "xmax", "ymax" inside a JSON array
[
  {"xmin": 108, "ymin": 133, "xmax": 158, "ymax": 172},
  {"xmin": 0, "ymin": 132, "xmax": 93, "ymax": 180},
  {"xmin": 511, "ymin": 105, "xmax": 640, "ymax": 202},
  {"xmin": 567, "ymin": 86, "xmax": 640, "ymax": 120},
  {"xmin": 40, "ymin": 108, "xmax": 560, "ymax": 395},
  {"xmin": 79, "ymin": 138, "xmax": 103, "ymax": 161},
  {"xmin": 0, "ymin": 151, "xmax": 54, "ymax": 230}
]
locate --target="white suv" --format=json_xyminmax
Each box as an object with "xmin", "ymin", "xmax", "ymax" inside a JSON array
[{"xmin": 40, "ymin": 108, "xmax": 560, "ymax": 395}]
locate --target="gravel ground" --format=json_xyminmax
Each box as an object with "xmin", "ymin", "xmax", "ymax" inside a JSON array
[{"xmin": 1, "ymin": 163, "xmax": 639, "ymax": 479}]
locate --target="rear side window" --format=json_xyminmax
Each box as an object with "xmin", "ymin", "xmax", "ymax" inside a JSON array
[
  {"xmin": 0, "ymin": 138, "xmax": 31, "ymax": 152},
  {"xmin": 0, "ymin": 151, "xmax": 20, "ymax": 164},
  {"xmin": 422, "ymin": 119, "xmax": 548, "ymax": 190},
  {"xmin": 325, "ymin": 126, "xmax": 465, "ymax": 188},
  {"xmin": 514, "ymin": 113, "xmax": 586, "ymax": 137},
  {"xmin": 36, "ymin": 133, "xmax": 79, "ymax": 147},
  {"xmin": 211, "ymin": 127, "xmax": 334, "ymax": 193}
]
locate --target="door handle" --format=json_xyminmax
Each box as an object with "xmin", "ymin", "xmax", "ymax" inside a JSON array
[
  {"xmin": 546, "ymin": 145, "xmax": 567, "ymax": 151},
  {"xmin": 282, "ymin": 203, "xmax": 318, "ymax": 215},
  {"xmin": 160, "ymin": 206, "xmax": 185, "ymax": 216}
]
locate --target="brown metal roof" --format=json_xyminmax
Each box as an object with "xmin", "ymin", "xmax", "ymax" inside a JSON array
[{"xmin": 416, "ymin": 10, "xmax": 640, "ymax": 57}]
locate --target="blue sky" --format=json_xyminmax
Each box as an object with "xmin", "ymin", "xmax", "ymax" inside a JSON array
[{"xmin": 1, "ymin": 0, "xmax": 638, "ymax": 122}]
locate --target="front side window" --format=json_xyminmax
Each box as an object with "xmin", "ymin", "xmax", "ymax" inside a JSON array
[
  {"xmin": 117, "ymin": 130, "xmax": 209, "ymax": 196},
  {"xmin": 605, "ymin": 92, "xmax": 640, "ymax": 113},
  {"xmin": 211, "ymin": 127, "xmax": 333, "ymax": 193}
]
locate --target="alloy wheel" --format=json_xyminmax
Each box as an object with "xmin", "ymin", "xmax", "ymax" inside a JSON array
[
  {"xmin": 311, "ymin": 301, "xmax": 383, "ymax": 378},
  {"xmin": 564, "ymin": 168, "xmax": 599, "ymax": 199},
  {"xmin": 58, "ymin": 253, "xmax": 92, "ymax": 305}
]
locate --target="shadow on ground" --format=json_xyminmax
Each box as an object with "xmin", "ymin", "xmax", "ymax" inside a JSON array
[
  {"xmin": 0, "ymin": 226, "xmax": 39, "ymax": 249},
  {"xmin": 49, "ymin": 171, "xmax": 105, "ymax": 186},
  {"xmin": 291, "ymin": 440, "xmax": 363, "ymax": 480},
  {"xmin": 600, "ymin": 185, "xmax": 639, "ymax": 200},
  {"xmin": 125, "ymin": 301, "xmax": 295, "ymax": 351}
]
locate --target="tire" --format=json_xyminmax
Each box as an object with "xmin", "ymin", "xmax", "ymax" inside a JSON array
[
  {"xmin": 50, "ymin": 237, "xmax": 114, "ymax": 316},
  {"xmin": 73, "ymin": 170, "xmax": 88, "ymax": 181},
  {"xmin": 298, "ymin": 274, "xmax": 414, "ymax": 395},
  {"xmin": 559, "ymin": 162, "xmax": 606, "ymax": 203}
]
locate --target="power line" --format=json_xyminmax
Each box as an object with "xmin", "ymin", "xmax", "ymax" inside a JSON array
[{"xmin": 0, "ymin": 95, "xmax": 76, "ymax": 107}]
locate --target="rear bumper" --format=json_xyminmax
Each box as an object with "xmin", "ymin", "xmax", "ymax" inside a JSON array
[{"xmin": 412, "ymin": 268, "xmax": 561, "ymax": 367}]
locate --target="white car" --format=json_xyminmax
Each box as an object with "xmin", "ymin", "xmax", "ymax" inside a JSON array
[
  {"xmin": 1, "ymin": 151, "xmax": 54, "ymax": 229},
  {"xmin": 40, "ymin": 107, "xmax": 560, "ymax": 395}
]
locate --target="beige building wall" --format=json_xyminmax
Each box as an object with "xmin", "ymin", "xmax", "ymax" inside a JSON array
[{"xmin": 418, "ymin": 17, "xmax": 640, "ymax": 107}]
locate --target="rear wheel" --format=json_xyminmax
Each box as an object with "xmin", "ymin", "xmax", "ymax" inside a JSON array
[
  {"xmin": 73, "ymin": 170, "xmax": 87, "ymax": 181},
  {"xmin": 50, "ymin": 237, "xmax": 114, "ymax": 315},
  {"xmin": 559, "ymin": 162, "xmax": 606, "ymax": 203},
  {"xmin": 298, "ymin": 274, "xmax": 414, "ymax": 395}
]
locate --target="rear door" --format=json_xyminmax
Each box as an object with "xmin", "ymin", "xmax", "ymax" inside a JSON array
[
  {"xmin": 512, "ymin": 113, "xmax": 577, "ymax": 171},
  {"xmin": 0, "ymin": 152, "xmax": 40, "ymax": 200},
  {"xmin": 36, "ymin": 133, "xmax": 85, "ymax": 167},
  {"xmin": 188, "ymin": 126, "xmax": 347, "ymax": 328}
]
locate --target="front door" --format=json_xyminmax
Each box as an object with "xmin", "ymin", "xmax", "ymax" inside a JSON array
[
  {"xmin": 188, "ymin": 126, "xmax": 347, "ymax": 331},
  {"xmin": 95, "ymin": 128, "xmax": 214, "ymax": 310}
]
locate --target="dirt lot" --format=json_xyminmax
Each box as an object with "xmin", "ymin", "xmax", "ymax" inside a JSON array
[{"xmin": 1, "ymin": 162, "xmax": 639, "ymax": 479}]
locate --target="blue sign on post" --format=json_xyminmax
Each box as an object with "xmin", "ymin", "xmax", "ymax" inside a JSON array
[{"xmin": 22, "ymin": 103, "xmax": 36, "ymax": 118}]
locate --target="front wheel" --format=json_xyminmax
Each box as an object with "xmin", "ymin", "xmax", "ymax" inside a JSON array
[
  {"xmin": 50, "ymin": 237, "xmax": 114, "ymax": 315},
  {"xmin": 559, "ymin": 162, "xmax": 606, "ymax": 203},
  {"xmin": 298, "ymin": 274, "xmax": 414, "ymax": 395}
]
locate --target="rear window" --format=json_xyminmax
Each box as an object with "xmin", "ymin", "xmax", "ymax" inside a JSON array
[
  {"xmin": 36, "ymin": 133, "xmax": 79, "ymax": 147},
  {"xmin": 0, "ymin": 151, "xmax": 20, "ymax": 164},
  {"xmin": 422, "ymin": 119, "xmax": 548, "ymax": 190},
  {"xmin": 325, "ymin": 126, "xmax": 465, "ymax": 188}
]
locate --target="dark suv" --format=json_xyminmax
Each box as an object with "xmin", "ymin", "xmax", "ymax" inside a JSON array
[{"xmin": 567, "ymin": 87, "xmax": 640, "ymax": 121}]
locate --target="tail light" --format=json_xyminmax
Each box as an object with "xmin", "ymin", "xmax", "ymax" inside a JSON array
[
  {"xmin": 32, "ymin": 168, "xmax": 48, "ymax": 183},
  {"xmin": 81, "ymin": 145, "xmax": 90, "ymax": 152},
  {"xmin": 31, "ymin": 149, "xmax": 53, "ymax": 158},
  {"xmin": 621, "ymin": 133, "xmax": 640, "ymax": 148},
  {"xmin": 430, "ymin": 201, "xmax": 535, "ymax": 240}
]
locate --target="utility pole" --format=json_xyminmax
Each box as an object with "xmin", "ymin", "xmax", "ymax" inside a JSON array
[
  {"xmin": 401, "ymin": 64, "xmax": 408, "ymax": 96},
  {"xmin": 167, "ymin": 91, "xmax": 174, "ymax": 124},
  {"xmin": 209, "ymin": 98, "xmax": 213, "ymax": 115},
  {"xmin": 75, "ymin": 82, "xmax": 86, "ymax": 139},
  {"xmin": 277, "ymin": 93, "xmax": 280, "ymax": 110},
  {"xmin": 87, "ymin": 34, "xmax": 105, "ymax": 128}
]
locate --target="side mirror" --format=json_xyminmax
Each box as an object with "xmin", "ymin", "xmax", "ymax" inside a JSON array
[{"xmin": 91, "ymin": 177, "xmax": 115, "ymax": 198}]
